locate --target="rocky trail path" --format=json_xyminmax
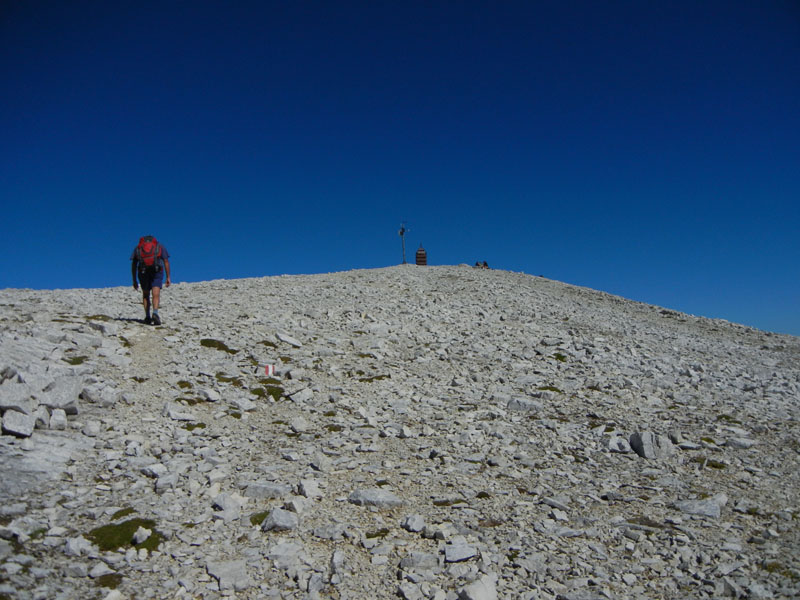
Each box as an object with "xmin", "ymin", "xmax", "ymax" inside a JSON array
[{"xmin": 1, "ymin": 265, "xmax": 799, "ymax": 600}]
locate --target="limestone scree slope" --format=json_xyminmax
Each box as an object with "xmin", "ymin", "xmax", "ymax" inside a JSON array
[{"xmin": 0, "ymin": 265, "xmax": 798, "ymax": 600}]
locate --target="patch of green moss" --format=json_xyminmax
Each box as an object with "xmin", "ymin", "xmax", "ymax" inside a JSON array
[
  {"xmin": 478, "ymin": 518, "xmax": 503, "ymax": 527},
  {"xmin": 216, "ymin": 372, "xmax": 244, "ymax": 387},
  {"xmin": 507, "ymin": 549, "xmax": 520, "ymax": 561},
  {"xmin": 252, "ymin": 383, "xmax": 285, "ymax": 401},
  {"xmin": 200, "ymin": 338, "xmax": 238, "ymax": 354},
  {"xmin": 63, "ymin": 355, "xmax": 87, "ymax": 365},
  {"xmin": 183, "ymin": 422, "xmax": 207, "ymax": 431},
  {"xmin": 432, "ymin": 498, "xmax": 463, "ymax": 507},
  {"xmin": 627, "ymin": 516, "xmax": 666, "ymax": 529},
  {"xmin": 86, "ymin": 518, "xmax": 163, "ymax": 552},
  {"xmin": 259, "ymin": 340, "xmax": 278, "ymax": 348},
  {"xmin": 323, "ymin": 410, "xmax": 336, "ymax": 417},
  {"xmin": 260, "ymin": 377, "xmax": 281, "ymax": 385},
  {"xmin": 365, "ymin": 528, "xmax": 390, "ymax": 539},
  {"xmin": 476, "ymin": 491, "xmax": 492, "ymax": 499},
  {"xmin": 132, "ymin": 376, "xmax": 147, "ymax": 383},
  {"xmin": 553, "ymin": 353, "xmax": 567, "ymax": 363},
  {"xmin": 279, "ymin": 355, "xmax": 292, "ymax": 363},
  {"xmin": 762, "ymin": 561, "xmax": 798, "ymax": 580},
  {"xmin": 326, "ymin": 424, "xmax": 344, "ymax": 432},
  {"xmin": 228, "ymin": 411, "xmax": 242, "ymax": 419},
  {"xmin": 87, "ymin": 314, "xmax": 112, "ymax": 322},
  {"xmin": 539, "ymin": 385, "xmax": 562, "ymax": 393},
  {"xmin": 111, "ymin": 507, "xmax": 136, "ymax": 521},
  {"xmin": 250, "ymin": 511, "xmax": 269, "ymax": 526},
  {"xmin": 29, "ymin": 527, "xmax": 47, "ymax": 539},
  {"xmin": 691, "ymin": 456, "xmax": 726, "ymax": 469},
  {"xmin": 359, "ymin": 374, "xmax": 390, "ymax": 383},
  {"xmin": 263, "ymin": 385, "xmax": 285, "ymax": 401},
  {"xmin": 95, "ymin": 573, "xmax": 123, "ymax": 589},
  {"xmin": 376, "ymin": 479, "xmax": 390, "ymax": 487},
  {"xmin": 177, "ymin": 380, "xmax": 193, "ymax": 389},
  {"xmin": 716, "ymin": 414, "xmax": 742, "ymax": 424}
]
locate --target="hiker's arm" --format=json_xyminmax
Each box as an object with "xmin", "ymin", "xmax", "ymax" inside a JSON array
[
  {"xmin": 164, "ymin": 258, "xmax": 171, "ymax": 287},
  {"xmin": 131, "ymin": 260, "xmax": 138, "ymax": 289}
]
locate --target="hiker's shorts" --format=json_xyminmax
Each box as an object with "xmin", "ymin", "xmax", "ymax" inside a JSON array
[{"xmin": 138, "ymin": 269, "xmax": 164, "ymax": 292}]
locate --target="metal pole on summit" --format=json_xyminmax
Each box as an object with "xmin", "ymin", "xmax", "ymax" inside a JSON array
[{"xmin": 399, "ymin": 223, "xmax": 408, "ymax": 264}]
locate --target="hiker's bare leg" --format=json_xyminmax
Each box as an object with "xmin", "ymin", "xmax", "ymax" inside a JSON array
[{"xmin": 152, "ymin": 287, "xmax": 161, "ymax": 311}]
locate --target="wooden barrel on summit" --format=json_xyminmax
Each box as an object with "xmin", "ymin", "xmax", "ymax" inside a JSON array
[{"xmin": 415, "ymin": 245, "xmax": 427, "ymax": 266}]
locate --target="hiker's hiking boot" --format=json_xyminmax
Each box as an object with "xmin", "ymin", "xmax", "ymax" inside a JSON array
[
  {"xmin": 152, "ymin": 313, "xmax": 161, "ymax": 326},
  {"xmin": 144, "ymin": 316, "xmax": 152, "ymax": 325}
]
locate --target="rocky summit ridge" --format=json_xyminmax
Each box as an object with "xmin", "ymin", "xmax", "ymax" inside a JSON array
[{"xmin": 0, "ymin": 264, "xmax": 798, "ymax": 600}]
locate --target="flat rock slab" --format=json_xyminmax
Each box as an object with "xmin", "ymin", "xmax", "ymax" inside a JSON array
[
  {"xmin": 348, "ymin": 488, "xmax": 404, "ymax": 508},
  {"xmin": 1, "ymin": 411, "xmax": 35, "ymax": 437},
  {"xmin": 206, "ymin": 559, "xmax": 253, "ymax": 592},
  {"xmin": 0, "ymin": 431, "xmax": 90, "ymax": 500},
  {"xmin": 674, "ymin": 494, "xmax": 728, "ymax": 518}
]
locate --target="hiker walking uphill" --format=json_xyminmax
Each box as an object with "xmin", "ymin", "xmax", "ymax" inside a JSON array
[{"xmin": 131, "ymin": 235, "xmax": 171, "ymax": 325}]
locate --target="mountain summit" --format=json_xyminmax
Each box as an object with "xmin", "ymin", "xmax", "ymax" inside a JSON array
[{"xmin": 1, "ymin": 265, "xmax": 798, "ymax": 599}]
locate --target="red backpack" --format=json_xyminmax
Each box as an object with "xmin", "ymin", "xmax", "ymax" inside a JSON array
[{"xmin": 135, "ymin": 236, "xmax": 162, "ymax": 273}]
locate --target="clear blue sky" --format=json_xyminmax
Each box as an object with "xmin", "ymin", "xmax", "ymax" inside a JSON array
[{"xmin": 2, "ymin": 1, "xmax": 799, "ymax": 335}]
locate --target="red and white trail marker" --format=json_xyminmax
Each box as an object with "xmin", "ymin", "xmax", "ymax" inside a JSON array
[{"xmin": 264, "ymin": 364, "xmax": 276, "ymax": 376}]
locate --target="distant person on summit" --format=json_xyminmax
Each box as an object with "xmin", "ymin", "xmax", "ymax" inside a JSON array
[{"xmin": 131, "ymin": 235, "xmax": 171, "ymax": 325}]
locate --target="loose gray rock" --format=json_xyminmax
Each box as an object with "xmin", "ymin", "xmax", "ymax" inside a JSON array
[
  {"xmin": 277, "ymin": 332, "xmax": 302, "ymax": 347},
  {"xmin": 726, "ymin": 437, "xmax": 756, "ymax": 449},
  {"xmin": 459, "ymin": 575, "xmax": 498, "ymax": 600},
  {"xmin": 444, "ymin": 540, "xmax": 478, "ymax": 563},
  {"xmin": 245, "ymin": 482, "xmax": 291, "ymax": 499},
  {"xmin": 298, "ymin": 479, "xmax": 322, "ymax": 498},
  {"xmin": 0, "ymin": 382, "xmax": 36, "ymax": 415},
  {"xmin": 49, "ymin": 408, "xmax": 68, "ymax": 430},
  {"xmin": 206, "ymin": 559, "xmax": 252, "ymax": 592},
  {"xmin": 402, "ymin": 514, "xmax": 426, "ymax": 532},
  {"xmin": 399, "ymin": 551, "xmax": 440, "ymax": 571},
  {"xmin": 262, "ymin": 507, "xmax": 299, "ymax": 531},
  {"xmin": 629, "ymin": 431, "xmax": 674, "ymax": 459},
  {"xmin": 290, "ymin": 388, "xmax": 313, "ymax": 403},
  {"xmin": 674, "ymin": 493, "xmax": 728, "ymax": 518},
  {"xmin": 348, "ymin": 488, "xmax": 404, "ymax": 508},
  {"xmin": 1, "ymin": 411, "xmax": 35, "ymax": 437},
  {"xmin": 607, "ymin": 435, "xmax": 632, "ymax": 453},
  {"xmin": 507, "ymin": 397, "xmax": 543, "ymax": 412},
  {"xmin": 132, "ymin": 526, "xmax": 151, "ymax": 545},
  {"xmin": 40, "ymin": 378, "xmax": 81, "ymax": 414}
]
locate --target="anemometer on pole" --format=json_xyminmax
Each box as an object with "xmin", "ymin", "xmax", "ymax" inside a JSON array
[{"xmin": 399, "ymin": 222, "xmax": 408, "ymax": 264}]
